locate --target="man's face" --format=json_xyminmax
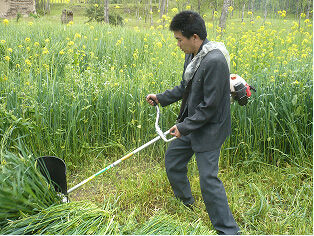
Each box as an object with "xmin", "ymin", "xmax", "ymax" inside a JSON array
[{"xmin": 173, "ymin": 31, "xmax": 195, "ymax": 54}]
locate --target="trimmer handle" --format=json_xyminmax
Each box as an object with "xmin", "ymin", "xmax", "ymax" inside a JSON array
[{"xmin": 149, "ymin": 98, "xmax": 176, "ymax": 143}]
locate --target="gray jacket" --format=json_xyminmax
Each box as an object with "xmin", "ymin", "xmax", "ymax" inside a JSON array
[{"xmin": 156, "ymin": 39, "xmax": 231, "ymax": 152}]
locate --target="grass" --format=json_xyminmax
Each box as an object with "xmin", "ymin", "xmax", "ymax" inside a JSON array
[
  {"xmin": 1, "ymin": 148, "xmax": 312, "ymax": 234},
  {"xmin": 0, "ymin": 4, "xmax": 313, "ymax": 235},
  {"xmin": 0, "ymin": 17, "xmax": 312, "ymax": 167},
  {"xmin": 64, "ymin": 152, "xmax": 313, "ymax": 235}
]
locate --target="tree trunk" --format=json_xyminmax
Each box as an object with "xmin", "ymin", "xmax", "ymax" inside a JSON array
[
  {"xmin": 250, "ymin": 0, "xmax": 254, "ymax": 21},
  {"xmin": 296, "ymin": 0, "xmax": 300, "ymax": 20},
  {"xmin": 159, "ymin": 0, "xmax": 166, "ymax": 18},
  {"xmin": 306, "ymin": 0, "xmax": 312, "ymax": 19},
  {"xmin": 46, "ymin": 0, "xmax": 50, "ymax": 14},
  {"xmin": 104, "ymin": 0, "xmax": 109, "ymax": 23},
  {"xmin": 150, "ymin": 0, "xmax": 153, "ymax": 25},
  {"xmin": 241, "ymin": 3, "xmax": 245, "ymax": 22},
  {"xmin": 198, "ymin": 0, "xmax": 201, "ymax": 14},
  {"xmin": 219, "ymin": 0, "xmax": 231, "ymax": 30},
  {"xmin": 263, "ymin": 0, "xmax": 268, "ymax": 24}
]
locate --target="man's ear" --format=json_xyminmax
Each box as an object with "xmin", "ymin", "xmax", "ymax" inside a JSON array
[{"xmin": 193, "ymin": 34, "xmax": 200, "ymax": 40}]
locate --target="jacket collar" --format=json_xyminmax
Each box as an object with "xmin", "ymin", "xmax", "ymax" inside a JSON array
[{"xmin": 197, "ymin": 38, "xmax": 209, "ymax": 54}]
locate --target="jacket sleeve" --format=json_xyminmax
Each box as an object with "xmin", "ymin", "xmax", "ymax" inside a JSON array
[
  {"xmin": 176, "ymin": 53, "xmax": 229, "ymax": 135},
  {"xmin": 156, "ymin": 80, "xmax": 185, "ymax": 107}
]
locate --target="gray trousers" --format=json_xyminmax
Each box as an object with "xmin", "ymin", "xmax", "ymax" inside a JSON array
[{"xmin": 165, "ymin": 135, "xmax": 240, "ymax": 235}]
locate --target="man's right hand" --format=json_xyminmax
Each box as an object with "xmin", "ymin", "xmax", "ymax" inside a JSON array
[{"xmin": 146, "ymin": 94, "xmax": 159, "ymax": 106}]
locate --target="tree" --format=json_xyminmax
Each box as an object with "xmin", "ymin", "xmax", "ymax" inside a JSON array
[
  {"xmin": 263, "ymin": 0, "xmax": 269, "ymax": 23},
  {"xmin": 104, "ymin": 0, "xmax": 109, "ymax": 23},
  {"xmin": 159, "ymin": 0, "xmax": 166, "ymax": 18},
  {"xmin": 219, "ymin": 0, "xmax": 231, "ymax": 30},
  {"xmin": 306, "ymin": 0, "xmax": 312, "ymax": 19}
]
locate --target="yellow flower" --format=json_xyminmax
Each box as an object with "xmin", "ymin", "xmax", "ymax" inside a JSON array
[
  {"xmin": 115, "ymin": 5, "xmax": 120, "ymax": 8},
  {"xmin": 18, "ymin": 45, "xmax": 23, "ymax": 48},
  {"xmin": 43, "ymin": 64, "xmax": 49, "ymax": 70},
  {"xmin": 214, "ymin": 11, "xmax": 218, "ymax": 17},
  {"xmin": 1, "ymin": 40, "xmax": 6, "ymax": 44},
  {"xmin": 34, "ymin": 42, "xmax": 39, "ymax": 47},
  {"xmin": 248, "ymin": 11, "xmax": 253, "ymax": 15},
  {"xmin": 304, "ymin": 19, "xmax": 310, "ymax": 24},
  {"xmin": 4, "ymin": 56, "xmax": 10, "ymax": 61},
  {"xmin": 28, "ymin": 22, "xmax": 33, "ymax": 26},
  {"xmin": 2, "ymin": 75, "xmax": 7, "ymax": 81},
  {"xmin": 256, "ymin": 16, "xmax": 261, "ymax": 20},
  {"xmin": 94, "ymin": 4, "xmax": 98, "ymax": 7},
  {"xmin": 74, "ymin": 33, "xmax": 81, "ymax": 39},
  {"xmin": 42, "ymin": 48, "xmax": 49, "ymax": 54},
  {"xmin": 25, "ymin": 59, "xmax": 32, "ymax": 66},
  {"xmin": 68, "ymin": 41, "xmax": 74, "ymax": 46},
  {"xmin": 26, "ymin": 47, "xmax": 30, "ymax": 51},
  {"xmin": 59, "ymin": 50, "xmax": 65, "ymax": 55},
  {"xmin": 162, "ymin": 14, "xmax": 167, "ymax": 20},
  {"xmin": 207, "ymin": 23, "xmax": 213, "ymax": 29},
  {"xmin": 171, "ymin": 8, "xmax": 178, "ymax": 14},
  {"xmin": 292, "ymin": 80, "xmax": 299, "ymax": 85},
  {"xmin": 45, "ymin": 38, "xmax": 50, "ymax": 43},
  {"xmin": 156, "ymin": 42, "xmax": 162, "ymax": 48},
  {"xmin": 300, "ymin": 13, "xmax": 306, "ymax": 18},
  {"xmin": 7, "ymin": 48, "xmax": 12, "ymax": 53},
  {"xmin": 16, "ymin": 64, "xmax": 20, "ymax": 68},
  {"xmin": 2, "ymin": 19, "xmax": 9, "ymax": 25},
  {"xmin": 116, "ymin": 39, "xmax": 122, "ymax": 46},
  {"xmin": 186, "ymin": 5, "xmax": 191, "ymax": 10},
  {"xmin": 228, "ymin": 6, "xmax": 233, "ymax": 12}
]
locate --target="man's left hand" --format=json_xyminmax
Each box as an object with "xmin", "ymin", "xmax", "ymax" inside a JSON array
[{"xmin": 169, "ymin": 125, "xmax": 181, "ymax": 138}]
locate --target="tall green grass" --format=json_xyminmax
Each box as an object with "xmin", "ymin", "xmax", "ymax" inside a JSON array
[
  {"xmin": 0, "ymin": 149, "xmax": 61, "ymax": 227},
  {"xmin": 0, "ymin": 17, "xmax": 312, "ymax": 168},
  {"xmin": 0, "ymin": 146, "xmax": 312, "ymax": 234}
]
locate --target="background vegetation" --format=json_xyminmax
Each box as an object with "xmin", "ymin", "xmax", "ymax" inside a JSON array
[{"xmin": 0, "ymin": 1, "xmax": 313, "ymax": 234}]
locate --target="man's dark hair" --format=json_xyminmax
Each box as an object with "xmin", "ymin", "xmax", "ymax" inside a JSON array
[{"xmin": 169, "ymin": 11, "xmax": 207, "ymax": 40}]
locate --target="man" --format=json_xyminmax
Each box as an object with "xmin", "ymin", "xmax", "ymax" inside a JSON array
[{"xmin": 146, "ymin": 11, "xmax": 240, "ymax": 235}]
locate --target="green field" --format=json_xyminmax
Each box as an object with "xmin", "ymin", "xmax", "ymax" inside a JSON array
[{"xmin": 0, "ymin": 4, "xmax": 313, "ymax": 235}]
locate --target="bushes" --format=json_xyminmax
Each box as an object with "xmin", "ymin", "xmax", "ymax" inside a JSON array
[{"xmin": 85, "ymin": 3, "xmax": 124, "ymax": 26}]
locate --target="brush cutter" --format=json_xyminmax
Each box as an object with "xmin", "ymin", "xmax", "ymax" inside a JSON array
[{"xmin": 36, "ymin": 102, "xmax": 175, "ymax": 200}]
